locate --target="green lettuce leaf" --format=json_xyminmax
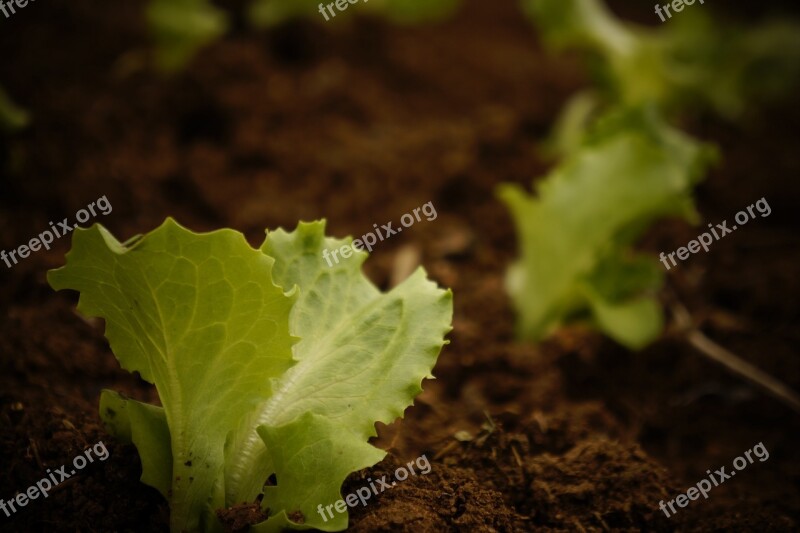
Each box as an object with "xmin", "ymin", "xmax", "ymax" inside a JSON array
[
  {"xmin": 100, "ymin": 391, "xmax": 172, "ymax": 498},
  {"xmin": 48, "ymin": 219, "xmax": 297, "ymax": 531},
  {"xmin": 541, "ymin": 89, "xmax": 601, "ymax": 158},
  {"xmin": 225, "ymin": 221, "xmax": 452, "ymax": 530},
  {"xmin": 252, "ymin": 413, "xmax": 385, "ymax": 532},
  {"xmin": 498, "ymin": 107, "xmax": 716, "ymax": 349},
  {"xmin": 49, "ymin": 219, "xmax": 452, "ymax": 532}
]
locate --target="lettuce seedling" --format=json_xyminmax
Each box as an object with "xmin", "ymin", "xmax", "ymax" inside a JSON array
[
  {"xmin": 523, "ymin": 0, "xmax": 800, "ymax": 120},
  {"xmin": 48, "ymin": 219, "xmax": 452, "ymax": 532},
  {"xmin": 498, "ymin": 107, "xmax": 715, "ymax": 349},
  {"xmin": 147, "ymin": 0, "xmax": 228, "ymax": 71},
  {"xmin": 507, "ymin": 0, "xmax": 800, "ymax": 409},
  {"xmin": 148, "ymin": 0, "xmax": 461, "ymax": 69}
]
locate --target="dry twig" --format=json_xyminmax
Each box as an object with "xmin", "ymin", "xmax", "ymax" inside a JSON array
[{"xmin": 670, "ymin": 298, "xmax": 800, "ymax": 413}]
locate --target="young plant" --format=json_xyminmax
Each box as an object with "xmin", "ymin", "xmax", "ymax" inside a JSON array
[
  {"xmin": 146, "ymin": 0, "xmax": 463, "ymax": 70},
  {"xmin": 0, "ymin": 86, "xmax": 29, "ymax": 132},
  {"xmin": 147, "ymin": 0, "xmax": 228, "ymax": 71},
  {"xmin": 48, "ymin": 219, "xmax": 452, "ymax": 532},
  {"xmin": 524, "ymin": 0, "xmax": 800, "ymax": 121},
  {"xmin": 499, "ymin": 106, "xmax": 715, "ymax": 349},
  {"xmin": 505, "ymin": 0, "xmax": 800, "ymax": 411}
]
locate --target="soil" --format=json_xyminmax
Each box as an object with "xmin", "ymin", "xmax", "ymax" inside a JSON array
[{"xmin": 1, "ymin": 0, "xmax": 799, "ymax": 531}]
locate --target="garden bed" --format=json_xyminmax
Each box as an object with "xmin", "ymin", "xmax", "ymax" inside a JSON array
[{"xmin": 1, "ymin": 0, "xmax": 799, "ymax": 530}]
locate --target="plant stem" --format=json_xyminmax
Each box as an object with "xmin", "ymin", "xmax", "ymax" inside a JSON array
[
  {"xmin": 671, "ymin": 299, "xmax": 800, "ymax": 413},
  {"xmin": 685, "ymin": 328, "xmax": 800, "ymax": 413}
]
